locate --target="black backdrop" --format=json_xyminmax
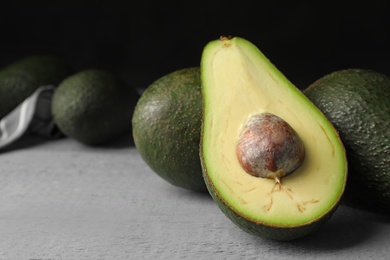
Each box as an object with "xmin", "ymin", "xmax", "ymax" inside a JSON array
[{"xmin": 1, "ymin": 1, "xmax": 389, "ymax": 91}]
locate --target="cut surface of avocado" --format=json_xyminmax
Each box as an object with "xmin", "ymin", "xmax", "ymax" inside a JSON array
[{"xmin": 200, "ymin": 37, "xmax": 347, "ymax": 239}]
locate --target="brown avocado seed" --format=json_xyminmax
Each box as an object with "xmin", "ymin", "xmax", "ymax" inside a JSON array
[{"xmin": 236, "ymin": 113, "xmax": 305, "ymax": 179}]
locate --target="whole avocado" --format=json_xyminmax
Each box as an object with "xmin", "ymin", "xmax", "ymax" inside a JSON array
[
  {"xmin": 132, "ymin": 67, "xmax": 206, "ymax": 192},
  {"xmin": 304, "ymin": 69, "xmax": 390, "ymax": 213},
  {"xmin": 52, "ymin": 68, "xmax": 139, "ymax": 145},
  {"xmin": 0, "ymin": 55, "xmax": 73, "ymax": 118}
]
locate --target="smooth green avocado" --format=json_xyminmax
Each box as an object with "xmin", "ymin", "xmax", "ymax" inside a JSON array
[
  {"xmin": 0, "ymin": 55, "xmax": 73, "ymax": 118},
  {"xmin": 52, "ymin": 69, "xmax": 139, "ymax": 145},
  {"xmin": 304, "ymin": 68, "xmax": 390, "ymax": 213},
  {"xmin": 132, "ymin": 67, "xmax": 206, "ymax": 192},
  {"xmin": 200, "ymin": 37, "xmax": 347, "ymax": 241}
]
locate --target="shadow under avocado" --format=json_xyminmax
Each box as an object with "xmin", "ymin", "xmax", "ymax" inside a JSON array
[
  {"xmin": 0, "ymin": 130, "xmax": 136, "ymax": 154},
  {"xmin": 224, "ymin": 203, "xmax": 390, "ymax": 254},
  {"xmin": 167, "ymin": 184, "xmax": 212, "ymax": 200},
  {"xmin": 0, "ymin": 133, "xmax": 63, "ymax": 154},
  {"xmin": 84, "ymin": 131, "xmax": 136, "ymax": 149},
  {"xmin": 288, "ymin": 204, "xmax": 390, "ymax": 250}
]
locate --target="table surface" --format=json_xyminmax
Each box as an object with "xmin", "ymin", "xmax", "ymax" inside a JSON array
[{"xmin": 0, "ymin": 134, "xmax": 389, "ymax": 260}]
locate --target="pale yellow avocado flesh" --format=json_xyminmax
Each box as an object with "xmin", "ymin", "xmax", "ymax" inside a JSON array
[{"xmin": 201, "ymin": 37, "xmax": 347, "ymax": 227}]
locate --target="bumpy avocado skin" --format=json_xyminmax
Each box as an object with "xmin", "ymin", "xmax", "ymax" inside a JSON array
[
  {"xmin": 0, "ymin": 55, "xmax": 73, "ymax": 118},
  {"xmin": 132, "ymin": 67, "xmax": 206, "ymax": 192},
  {"xmin": 52, "ymin": 69, "xmax": 139, "ymax": 145},
  {"xmin": 304, "ymin": 69, "xmax": 390, "ymax": 213}
]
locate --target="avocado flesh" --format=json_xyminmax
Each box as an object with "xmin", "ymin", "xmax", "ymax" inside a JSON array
[{"xmin": 201, "ymin": 37, "xmax": 347, "ymax": 239}]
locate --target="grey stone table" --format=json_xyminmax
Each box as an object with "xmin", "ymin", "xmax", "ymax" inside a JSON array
[{"xmin": 0, "ymin": 135, "xmax": 389, "ymax": 259}]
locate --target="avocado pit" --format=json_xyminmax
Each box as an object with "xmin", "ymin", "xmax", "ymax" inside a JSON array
[{"xmin": 236, "ymin": 113, "xmax": 305, "ymax": 179}]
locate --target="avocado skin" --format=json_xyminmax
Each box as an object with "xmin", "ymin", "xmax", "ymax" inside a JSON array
[
  {"xmin": 304, "ymin": 69, "xmax": 390, "ymax": 213},
  {"xmin": 52, "ymin": 69, "xmax": 139, "ymax": 145},
  {"xmin": 132, "ymin": 67, "xmax": 206, "ymax": 192},
  {"xmin": 0, "ymin": 55, "xmax": 73, "ymax": 119}
]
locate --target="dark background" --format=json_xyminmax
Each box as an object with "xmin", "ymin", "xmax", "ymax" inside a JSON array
[{"xmin": 0, "ymin": 1, "xmax": 389, "ymax": 91}]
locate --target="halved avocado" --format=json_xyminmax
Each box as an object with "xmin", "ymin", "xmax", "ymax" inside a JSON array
[{"xmin": 200, "ymin": 36, "xmax": 347, "ymax": 241}]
